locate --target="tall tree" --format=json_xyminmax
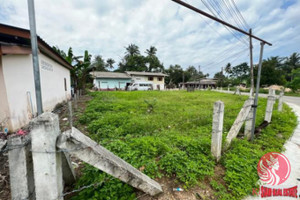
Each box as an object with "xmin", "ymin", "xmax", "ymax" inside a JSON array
[
  {"xmin": 125, "ymin": 44, "xmax": 140, "ymax": 58},
  {"xmin": 254, "ymin": 58, "xmax": 286, "ymax": 86},
  {"xmin": 76, "ymin": 50, "xmax": 92, "ymax": 91},
  {"xmin": 106, "ymin": 58, "xmax": 115, "ymax": 70},
  {"xmin": 91, "ymin": 55, "xmax": 106, "ymax": 71},
  {"xmin": 145, "ymin": 46, "xmax": 164, "ymax": 72}
]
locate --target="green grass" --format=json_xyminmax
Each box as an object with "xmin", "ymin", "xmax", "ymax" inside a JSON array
[{"xmin": 72, "ymin": 91, "xmax": 297, "ymax": 200}]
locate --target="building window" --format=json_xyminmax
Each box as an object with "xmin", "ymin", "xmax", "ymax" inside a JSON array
[
  {"xmin": 148, "ymin": 77, "xmax": 153, "ymax": 81},
  {"xmin": 136, "ymin": 78, "xmax": 141, "ymax": 80},
  {"xmin": 64, "ymin": 78, "xmax": 67, "ymax": 91},
  {"xmin": 158, "ymin": 77, "xmax": 163, "ymax": 81}
]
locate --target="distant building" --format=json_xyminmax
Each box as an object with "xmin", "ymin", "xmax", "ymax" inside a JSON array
[
  {"xmin": 179, "ymin": 78, "xmax": 217, "ymax": 89},
  {"xmin": 0, "ymin": 24, "xmax": 72, "ymax": 132},
  {"xmin": 90, "ymin": 71, "xmax": 168, "ymax": 91},
  {"xmin": 90, "ymin": 71, "xmax": 132, "ymax": 90},
  {"xmin": 125, "ymin": 71, "xmax": 167, "ymax": 90}
]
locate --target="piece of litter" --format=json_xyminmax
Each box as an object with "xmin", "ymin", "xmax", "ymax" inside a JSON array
[
  {"xmin": 173, "ymin": 187, "xmax": 183, "ymax": 192},
  {"xmin": 16, "ymin": 129, "xmax": 26, "ymax": 136},
  {"xmin": 62, "ymin": 118, "xmax": 68, "ymax": 121}
]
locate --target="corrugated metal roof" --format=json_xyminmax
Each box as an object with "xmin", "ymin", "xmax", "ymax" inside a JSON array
[
  {"xmin": 125, "ymin": 71, "xmax": 168, "ymax": 77},
  {"xmin": 90, "ymin": 72, "xmax": 131, "ymax": 79}
]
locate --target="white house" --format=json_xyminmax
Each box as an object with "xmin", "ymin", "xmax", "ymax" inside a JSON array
[
  {"xmin": 0, "ymin": 24, "xmax": 72, "ymax": 132},
  {"xmin": 125, "ymin": 71, "xmax": 167, "ymax": 90}
]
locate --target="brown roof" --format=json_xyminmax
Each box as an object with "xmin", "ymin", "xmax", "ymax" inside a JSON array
[
  {"xmin": 90, "ymin": 72, "xmax": 131, "ymax": 79},
  {"xmin": 181, "ymin": 79, "xmax": 217, "ymax": 85},
  {"xmin": 125, "ymin": 71, "xmax": 168, "ymax": 77},
  {"xmin": 0, "ymin": 23, "xmax": 72, "ymax": 70}
]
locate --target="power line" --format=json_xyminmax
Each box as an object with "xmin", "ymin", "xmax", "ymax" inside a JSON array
[
  {"xmin": 199, "ymin": 38, "xmax": 248, "ymax": 67},
  {"xmin": 200, "ymin": 0, "xmax": 248, "ymax": 46},
  {"xmin": 219, "ymin": 0, "xmax": 248, "ymax": 31},
  {"xmin": 171, "ymin": 0, "xmax": 272, "ymax": 46},
  {"xmin": 231, "ymin": 0, "xmax": 250, "ymax": 29},
  {"xmin": 201, "ymin": 47, "xmax": 248, "ymax": 71}
]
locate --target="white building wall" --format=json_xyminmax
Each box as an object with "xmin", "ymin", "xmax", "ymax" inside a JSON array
[
  {"xmin": 1, "ymin": 53, "xmax": 71, "ymax": 131},
  {"xmin": 131, "ymin": 75, "xmax": 165, "ymax": 90},
  {"xmin": 131, "ymin": 76, "xmax": 148, "ymax": 82}
]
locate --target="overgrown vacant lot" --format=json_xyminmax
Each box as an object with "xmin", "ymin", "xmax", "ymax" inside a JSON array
[{"xmin": 73, "ymin": 91, "xmax": 297, "ymax": 200}]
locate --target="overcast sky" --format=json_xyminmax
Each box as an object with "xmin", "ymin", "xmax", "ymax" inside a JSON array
[{"xmin": 0, "ymin": 0, "xmax": 299, "ymax": 76}]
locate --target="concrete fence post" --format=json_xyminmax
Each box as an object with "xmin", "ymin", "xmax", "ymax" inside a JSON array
[
  {"xmin": 244, "ymin": 97, "xmax": 254, "ymax": 140},
  {"xmin": 68, "ymin": 101, "xmax": 73, "ymax": 129},
  {"xmin": 227, "ymin": 87, "xmax": 230, "ymax": 92},
  {"xmin": 211, "ymin": 101, "xmax": 224, "ymax": 162},
  {"xmin": 8, "ymin": 135, "xmax": 34, "ymax": 200},
  {"xmin": 225, "ymin": 98, "xmax": 253, "ymax": 149},
  {"xmin": 278, "ymin": 90, "xmax": 284, "ymax": 112},
  {"xmin": 264, "ymin": 89, "xmax": 276, "ymax": 123},
  {"xmin": 31, "ymin": 112, "xmax": 63, "ymax": 200},
  {"xmin": 74, "ymin": 93, "xmax": 78, "ymax": 110}
]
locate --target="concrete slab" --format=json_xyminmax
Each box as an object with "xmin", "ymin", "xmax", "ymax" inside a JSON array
[{"xmin": 57, "ymin": 127, "xmax": 163, "ymax": 196}]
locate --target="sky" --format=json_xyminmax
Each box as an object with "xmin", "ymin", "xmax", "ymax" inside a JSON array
[{"xmin": 0, "ymin": 0, "xmax": 299, "ymax": 76}]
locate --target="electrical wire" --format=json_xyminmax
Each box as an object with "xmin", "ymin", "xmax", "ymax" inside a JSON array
[
  {"xmin": 201, "ymin": 47, "xmax": 248, "ymax": 71},
  {"xmin": 231, "ymin": 0, "xmax": 250, "ymax": 29},
  {"xmin": 200, "ymin": 0, "xmax": 248, "ymax": 45}
]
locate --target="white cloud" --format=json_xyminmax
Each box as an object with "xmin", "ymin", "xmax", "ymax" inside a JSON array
[{"xmin": 0, "ymin": 0, "xmax": 299, "ymax": 77}]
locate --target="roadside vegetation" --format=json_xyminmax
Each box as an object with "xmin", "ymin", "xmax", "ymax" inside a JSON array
[{"xmin": 71, "ymin": 91, "xmax": 297, "ymax": 200}]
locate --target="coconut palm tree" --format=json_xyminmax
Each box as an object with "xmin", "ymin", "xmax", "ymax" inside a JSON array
[
  {"xmin": 125, "ymin": 44, "xmax": 140, "ymax": 59},
  {"xmin": 145, "ymin": 46, "xmax": 157, "ymax": 57},
  {"xmin": 106, "ymin": 58, "xmax": 115, "ymax": 70}
]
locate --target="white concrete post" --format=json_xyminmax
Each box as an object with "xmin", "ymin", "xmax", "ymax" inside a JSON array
[
  {"xmin": 68, "ymin": 101, "xmax": 73, "ymax": 129},
  {"xmin": 264, "ymin": 89, "xmax": 276, "ymax": 123},
  {"xmin": 225, "ymin": 98, "xmax": 253, "ymax": 148},
  {"xmin": 211, "ymin": 101, "xmax": 224, "ymax": 161},
  {"xmin": 227, "ymin": 87, "xmax": 230, "ymax": 92},
  {"xmin": 74, "ymin": 93, "xmax": 78, "ymax": 110},
  {"xmin": 8, "ymin": 136, "xmax": 34, "ymax": 200},
  {"xmin": 244, "ymin": 97, "xmax": 254, "ymax": 140},
  {"xmin": 31, "ymin": 112, "xmax": 63, "ymax": 200},
  {"xmin": 278, "ymin": 90, "xmax": 284, "ymax": 112}
]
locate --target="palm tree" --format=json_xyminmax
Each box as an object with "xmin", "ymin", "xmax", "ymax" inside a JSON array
[
  {"xmin": 91, "ymin": 55, "xmax": 106, "ymax": 71},
  {"xmin": 225, "ymin": 63, "xmax": 231, "ymax": 75},
  {"xmin": 76, "ymin": 50, "xmax": 92, "ymax": 92},
  {"xmin": 106, "ymin": 58, "xmax": 115, "ymax": 70},
  {"xmin": 125, "ymin": 44, "xmax": 140, "ymax": 58},
  {"xmin": 145, "ymin": 46, "xmax": 157, "ymax": 57}
]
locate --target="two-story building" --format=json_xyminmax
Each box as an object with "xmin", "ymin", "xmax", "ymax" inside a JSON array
[
  {"xmin": 90, "ymin": 71, "xmax": 168, "ymax": 91},
  {"xmin": 125, "ymin": 71, "xmax": 167, "ymax": 90}
]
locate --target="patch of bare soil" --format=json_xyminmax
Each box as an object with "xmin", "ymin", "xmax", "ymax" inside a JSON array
[
  {"xmin": 136, "ymin": 165, "xmax": 228, "ymax": 200},
  {"xmin": 135, "ymin": 177, "xmax": 216, "ymax": 200}
]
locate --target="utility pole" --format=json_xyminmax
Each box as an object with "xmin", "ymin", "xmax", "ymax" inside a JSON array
[
  {"xmin": 250, "ymin": 42, "xmax": 265, "ymax": 141},
  {"xmin": 198, "ymin": 65, "xmax": 201, "ymax": 88},
  {"xmin": 28, "ymin": 0, "xmax": 43, "ymax": 115},
  {"xmin": 182, "ymin": 71, "xmax": 185, "ymax": 89},
  {"xmin": 221, "ymin": 67, "xmax": 223, "ymax": 88},
  {"xmin": 249, "ymin": 29, "xmax": 254, "ymax": 96}
]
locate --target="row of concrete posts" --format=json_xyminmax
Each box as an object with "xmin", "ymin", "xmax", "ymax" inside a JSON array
[{"xmin": 211, "ymin": 89, "xmax": 284, "ymax": 161}]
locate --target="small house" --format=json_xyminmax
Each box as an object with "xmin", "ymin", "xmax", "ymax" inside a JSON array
[
  {"xmin": 179, "ymin": 78, "xmax": 217, "ymax": 89},
  {"xmin": 125, "ymin": 71, "xmax": 167, "ymax": 90},
  {"xmin": 90, "ymin": 71, "xmax": 132, "ymax": 91},
  {"xmin": 0, "ymin": 24, "xmax": 72, "ymax": 132}
]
